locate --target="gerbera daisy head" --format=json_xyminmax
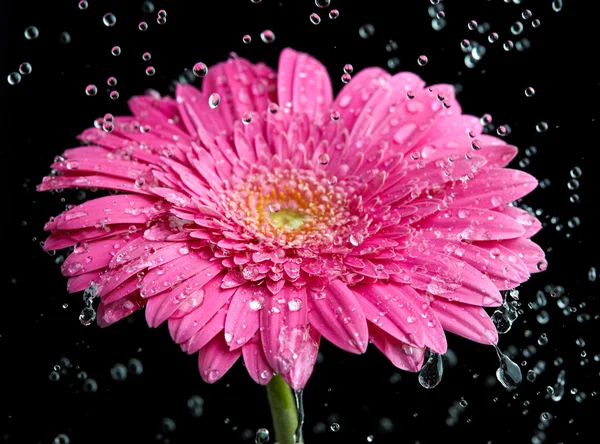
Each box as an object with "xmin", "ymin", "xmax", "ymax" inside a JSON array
[{"xmin": 39, "ymin": 48, "xmax": 545, "ymax": 390}]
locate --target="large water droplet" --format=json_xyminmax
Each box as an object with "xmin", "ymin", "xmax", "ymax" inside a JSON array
[
  {"xmin": 495, "ymin": 346, "xmax": 522, "ymax": 389},
  {"xmin": 255, "ymin": 428, "xmax": 270, "ymax": 443},
  {"xmin": 103, "ymin": 13, "xmax": 117, "ymax": 27},
  {"xmin": 209, "ymin": 93, "xmax": 221, "ymax": 109},
  {"xmin": 418, "ymin": 352, "xmax": 443, "ymax": 389},
  {"xmin": 260, "ymin": 30, "xmax": 276, "ymax": 43},
  {"xmin": 24, "ymin": 26, "xmax": 39, "ymax": 40},
  {"xmin": 193, "ymin": 62, "xmax": 208, "ymax": 77}
]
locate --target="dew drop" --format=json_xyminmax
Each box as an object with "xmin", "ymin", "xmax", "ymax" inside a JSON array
[
  {"xmin": 209, "ymin": 93, "xmax": 221, "ymax": 109},
  {"xmin": 330, "ymin": 111, "xmax": 340, "ymax": 121},
  {"xmin": 318, "ymin": 153, "xmax": 330, "ymax": 165}
]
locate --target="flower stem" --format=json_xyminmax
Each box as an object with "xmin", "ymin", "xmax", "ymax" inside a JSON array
[{"xmin": 266, "ymin": 374, "xmax": 303, "ymax": 444}]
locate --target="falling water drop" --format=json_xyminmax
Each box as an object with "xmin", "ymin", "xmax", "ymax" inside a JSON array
[
  {"xmin": 255, "ymin": 428, "xmax": 270, "ymax": 443},
  {"xmin": 103, "ymin": 13, "xmax": 117, "ymax": 27},
  {"xmin": 193, "ymin": 62, "xmax": 208, "ymax": 77},
  {"xmin": 294, "ymin": 389, "xmax": 305, "ymax": 444},
  {"xmin": 495, "ymin": 346, "xmax": 522, "ymax": 389},
  {"xmin": 260, "ymin": 30, "xmax": 276, "ymax": 43},
  {"xmin": 85, "ymin": 84, "xmax": 97, "ymax": 96},
  {"xmin": 24, "ymin": 26, "xmax": 39, "ymax": 40},
  {"xmin": 551, "ymin": 369, "xmax": 566, "ymax": 401},
  {"xmin": 418, "ymin": 352, "xmax": 444, "ymax": 389}
]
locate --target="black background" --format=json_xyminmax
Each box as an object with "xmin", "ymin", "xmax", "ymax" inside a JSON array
[{"xmin": 2, "ymin": 0, "xmax": 599, "ymax": 443}]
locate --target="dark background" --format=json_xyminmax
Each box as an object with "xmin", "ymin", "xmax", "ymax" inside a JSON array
[{"xmin": 2, "ymin": 0, "xmax": 599, "ymax": 443}]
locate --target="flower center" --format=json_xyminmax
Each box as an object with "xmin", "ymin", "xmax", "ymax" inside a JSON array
[{"xmin": 223, "ymin": 166, "xmax": 360, "ymax": 249}]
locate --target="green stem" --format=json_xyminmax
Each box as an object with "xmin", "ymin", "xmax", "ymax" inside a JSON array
[{"xmin": 266, "ymin": 374, "xmax": 302, "ymax": 444}]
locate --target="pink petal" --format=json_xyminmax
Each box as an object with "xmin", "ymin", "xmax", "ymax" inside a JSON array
[
  {"xmin": 198, "ymin": 334, "xmax": 241, "ymax": 384},
  {"xmin": 429, "ymin": 299, "xmax": 498, "ymax": 345},
  {"xmin": 185, "ymin": 307, "xmax": 228, "ymax": 354},
  {"xmin": 67, "ymin": 271, "xmax": 101, "ymax": 293},
  {"xmin": 37, "ymin": 174, "xmax": 152, "ymax": 195},
  {"xmin": 369, "ymin": 326, "xmax": 426, "ymax": 372},
  {"xmin": 501, "ymin": 238, "xmax": 546, "ymax": 274},
  {"xmin": 277, "ymin": 48, "xmax": 333, "ymax": 121},
  {"xmin": 450, "ymin": 168, "xmax": 538, "ymax": 209},
  {"xmin": 496, "ymin": 206, "xmax": 542, "ymax": 238},
  {"xmin": 307, "ymin": 279, "xmax": 368, "ymax": 353},
  {"xmin": 416, "ymin": 208, "xmax": 526, "ymax": 241},
  {"xmin": 171, "ymin": 275, "xmax": 237, "ymax": 343},
  {"xmin": 403, "ymin": 251, "xmax": 502, "ymax": 306},
  {"xmin": 332, "ymin": 67, "xmax": 391, "ymax": 131},
  {"xmin": 242, "ymin": 336, "xmax": 274, "ymax": 385},
  {"xmin": 47, "ymin": 195, "xmax": 160, "ymax": 231},
  {"xmin": 97, "ymin": 293, "xmax": 145, "ymax": 327},
  {"xmin": 61, "ymin": 238, "xmax": 124, "ymax": 276},
  {"xmin": 223, "ymin": 284, "xmax": 261, "ymax": 350}
]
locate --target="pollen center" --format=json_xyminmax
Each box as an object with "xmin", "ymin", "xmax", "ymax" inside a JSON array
[{"xmin": 222, "ymin": 166, "xmax": 363, "ymax": 249}]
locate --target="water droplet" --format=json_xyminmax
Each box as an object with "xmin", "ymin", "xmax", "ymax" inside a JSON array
[
  {"xmin": 260, "ymin": 30, "xmax": 276, "ymax": 44},
  {"xmin": 193, "ymin": 62, "xmax": 208, "ymax": 77},
  {"xmin": 18, "ymin": 62, "xmax": 32, "ymax": 76},
  {"xmin": 269, "ymin": 203, "xmax": 280, "ymax": 212},
  {"xmin": 78, "ymin": 1, "xmax": 88, "ymax": 10},
  {"xmin": 53, "ymin": 434, "xmax": 70, "ymax": 444},
  {"xmin": 85, "ymin": 84, "xmax": 97, "ymax": 96},
  {"xmin": 532, "ymin": 19, "xmax": 541, "ymax": 28},
  {"xmin": 552, "ymin": 0, "xmax": 563, "ymax": 12},
  {"xmin": 418, "ymin": 352, "xmax": 443, "ymax": 389},
  {"xmin": 82, "ymin": 378, "xmax": 98, "ymax": 392},
  {"xmin": 524, "ymin": 86, "xmax": 536, "ymax": 97},
  {"xmin": 341, "ymin": 73, "xmax": 351, "ymax": 83},
  {"xmin": 79, "ymin": 306, "xmax": 96, "ymax": 326},
  {"xmin": 358, "ymin": 24, "xmax": 375, "ymax": 39},
  {"xmin": 142, "ymin": 52, "xmax": 152, "ymax": 62},
  {"xmin": 209, "ymin": 93, "xmax": 221, "ymax": 109},
  {"xmin": 111, "ymin": 46, "xmax": 122, "ymax": 56},
  {"xmin": 503, "ymin": 40, "xmax": 514, "ymax": 51},
  {"xmin": 142, "ymin": 1, "xmax": 155, "ymax": 13},
  {"xmin": 488, "ymin": 32, "xmax": 499, "ymax": 43},
  {"xmin": 110, "ymin": 90, "xmax": 119, "ymax": 100},
  {"xmin": 242, "ymin": 112, "xmax": 253, "ymax": 124},
  {"xmin": 330, "ymin": 111, "xmax": 340, "ymax": 121},
  {"xmin": 24, "ymin": 26, "xmax": 39, "ymax": 40},
  {"xmin": 318, "ymin": 153, "xmax": 330, "ymax": 165},
  {"xmin": 315, "ymin": 0, "xmax": 330, "ymax": 7},
  {"xmin": 471, "ymin": 140, "xmax": 482, "ymax": 151},
  {"xmin": 467, "ymin": 20, "xmax": 478, "ymax": 31},
  {"xmin": 255, "ymin": 428, "xmax": 270, "ymax": 444},
  {"xmin": 330, "ymin": 422, "xmax": 340, "ymax": 432},
  {"xmin": 110, "ymin": 363, "xmax": 127, "ymax": 381},
  {"xmin": 59, "ymin": 32, "xmax": 71, "ymax": 44},
  {"xmin": 7, "ymin": 72, "xmax": 21, "ymax": 86},
  {"xmin": 495, "ymin": 347, "xmax": 522, "ymax": 389},
  {"xmin": 139, "ymin": 21, "xmax": 148, "ymax": 31},
  {"xmin": 145, "ymin": 66, "xmax": 156, "ymax": 76},
  {"xmin": 538, "ymin": 333, "xmax": 549, "ymax": 346},
  {"xmin": 329, "ymin": 9, "xmax": 340, "ymax": 19},
  {"xmin": 243, "ymin": 34, "xmax": 252, "ymax": 44},
  {"xmin": 570, "ymin": 166, "xmax": 582, "ymax": 178},
  {"xmin": 127, "ymin": 358, "xmax": 143, "ymax": 375},
  {"xmin": 103, "ymin": 13, "xmax": 117, "ymax": 27},
  {"xmin": 310, "ymin": 13, "xmax": 321, "ymax": 25},
  {"xmin": 343, "ymin": 64, "xmax": 354, "ymax": 74},
  {"xmin": 417, "ymin": 55, "xmax": 429, "ymax": 66},
  {"xmin": 536, "ymin": 121, "xmax": 548, "ymax": 133}
]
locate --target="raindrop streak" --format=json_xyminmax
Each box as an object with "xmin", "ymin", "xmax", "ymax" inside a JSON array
[
  {"xmin": 551, "ymin": 370, "xmax": 566, "ymax": 401},
  {"xmin": 293, "ymin": 389, "xmax": 305, "ymax": 444},
  {"xmin": 495, "ymin": 346, "xmax": 522, "ymax": 389},
  {"xmin": 418, "ymin": 352, "xmax": 443, "ymax": 389}
]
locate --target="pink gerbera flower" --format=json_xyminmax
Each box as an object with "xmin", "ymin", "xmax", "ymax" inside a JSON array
[{"xmin": 39, "ymin": 48, "xmax": 545, "ymax": 391}]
